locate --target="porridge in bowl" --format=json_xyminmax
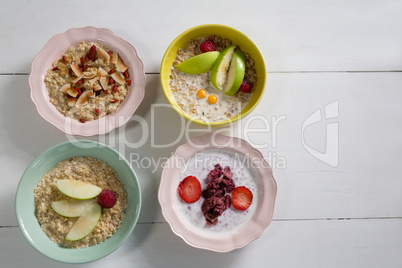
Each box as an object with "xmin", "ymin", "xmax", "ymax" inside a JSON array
[
  {"xmin": 169, "ymin": 35, "xmax": 257, "ymax": 123},
  {"xmin": 45, "ymin": 41, "xmax": 132, "ymax": 123},
  {"xmin": 34, "ymin": 156, "xmax": 128, "ymax": 248}
]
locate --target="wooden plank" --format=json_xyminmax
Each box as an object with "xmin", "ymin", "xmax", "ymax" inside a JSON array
[
  {"xmin": 236, "ymin": 72, "xmax": 402, "ymax": 219},
  {"xmin": 0, "ymin": 0, "xmax": 401, "ymax": 73},
  {"xmin": 2, "ymin": 73, "xmax": 402, "ymax": 227},
  {"xmin": 2, "ymin": 219, "xmax": 402, "ymax": 267}
]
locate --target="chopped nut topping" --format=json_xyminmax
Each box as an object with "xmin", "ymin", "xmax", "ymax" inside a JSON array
[
  {"xmin": 98, "ymin": 47, "xmax": 110, "ymax": 63},
  {"xmin": 71, "ymin": 74, "xmax": 84, "ymax": 84},
  {"xmin": 75, "ymin": 89, "xmax": 93, "ymax": 109},
  {"xmin": 58, "ymin": 62, "xmax": 69, "ymax": 75},
  {"xmin": 111, "ymin": 52, "xmax": 118, "ymax": 64},
  {"xmin": 68, "ymin": 98, "xmax": 77, "ymax": 106},
  {"xmin": 100, "ymin": 76, "xmax": 109, "ymax": 90},
  {"xmin": 86, "ymin": 77, "xmax": 99, "ymax": 85},
  {"xmin": 83, "ymin": 73, "xmax": 97, "ymax": 79},
  {"xmin": 98, "ymin": 67, "xmax": 108, "ymax": 77},
  {"xmin": 67, "ymin": 88, "xmax": 79, "ymax": 98},
  {"xmin": 92, "ymin": 84, "xmax": 102, "ymax": 91},
  {"xmin": 115, "ymin": 57, "xmax": 128, "ymax": 73},
  {"xmin": 45, "ymin": 41, "xmax": 130, "ymax": 122},
  {"xmin": 71, "ymin": 63, "xmax": 83, "ymax": 77},
  {"xmin": 111, "ymin": 72, "xmax": 126, "ymax": 85},
  {"xmin": 59, "ymin": 84, "xmax": 71, "ymax": 93}
]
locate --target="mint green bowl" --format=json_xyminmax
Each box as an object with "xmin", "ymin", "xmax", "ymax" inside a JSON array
[{"xmin": 15, "ymin": 140, "xmax": 141, "ymax": 263}]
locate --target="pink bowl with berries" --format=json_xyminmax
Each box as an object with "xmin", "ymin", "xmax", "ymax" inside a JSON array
[
  {"xmin": 158, "ymin": 133, "xmax": 277, "ymax": 252},
  {"xmin": 29, "ymin": 26, "xmax": 146, "ymax": 136}
]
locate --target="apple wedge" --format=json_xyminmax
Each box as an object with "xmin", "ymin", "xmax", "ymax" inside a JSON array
[
  {"xmin": 51, "ymin": 199, "xmax": 96, "ymax": 217},
  {"xmin": 56, "ymin": 179, "xmax": 102, "ymax": 200},
  {"xmin": 176, "ymin": 51, "xmax": 220, "ymax": 74},
  {"xmin": 210, "ymin": 45, "xmax": 236, "ymax": 90},
  {"xmin": 224, "ymin": 50, "xmax": 245, "ymax": 96},
  {"xmin": 66, "ymin": 203, "xmax": 102, "ymax": 241}
]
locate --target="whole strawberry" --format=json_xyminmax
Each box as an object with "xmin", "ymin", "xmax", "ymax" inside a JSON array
[
  {"xmin": 200, "ymin": 40, "xmax": 217, "ymax": 53},
  {"xmin": 98, "ymin": 189, "xmax": 117, "ymax": 208}
]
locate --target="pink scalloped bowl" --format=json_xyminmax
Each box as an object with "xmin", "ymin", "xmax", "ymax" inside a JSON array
[
  {"xmin": 29, "ymin": 26, "xmax": 146, "ymax": 136},
  {"xmin": 158, "ymin": 133, "xmax": 277, "ymax": 252}
]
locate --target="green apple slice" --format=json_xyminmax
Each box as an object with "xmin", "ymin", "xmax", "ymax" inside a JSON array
[
  {"xmin": 56, "ymin": 179, "xmax": 102, "ymax": 200},
  {"xmin": 66, "ymin": 202, "xmax": 102, "ymax": 241},
  {"xmin": 224, "ymin": 50, "xmax": 246, "ymax": 96},
  {"xmin": 176, "ymin": 51, "xmax": 220, "ymax": 74},
  {"xmin": 210, "ymin": 45, "xmax": 236, "ymax": 90},
  {"xmin": 51, "ymin": 199, "xmax": 96, "ymax": 217}
]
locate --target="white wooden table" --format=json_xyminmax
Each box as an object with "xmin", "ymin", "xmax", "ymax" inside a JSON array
[{"xmin": 1, "ymin": 1, "xmax": 402, "ymax": 267}]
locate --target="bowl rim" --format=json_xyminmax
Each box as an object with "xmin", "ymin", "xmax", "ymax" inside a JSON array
[
  {"xmin": 160, "ymin": 24, "xmax": 267, "ymax": 127},
  {"xmin": 158, "ymin": 133, "xmax": 277, "ymax": 252},
  {"xmin": 29, "ymin": 26, "xmax": 146, "ymax": 136},
  {"xmin": 15, "ymin": 140, "xmax": 142, "ymax": 263}
]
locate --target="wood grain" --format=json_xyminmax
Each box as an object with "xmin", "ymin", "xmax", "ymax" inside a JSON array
[
  {"xmin": 3, "ymin": 219, "xmax": 402, "ymax": 267},
  {"xmin": 2, "ymin": 73, "xmax": 402, "ymax": 226},
  {"xmin": 0, "ymin": 0, "xmax": 401, "ymax": 73},
  {"xmin": 1, "ymin": 1, "xmax": 401, "ymax": 266}
]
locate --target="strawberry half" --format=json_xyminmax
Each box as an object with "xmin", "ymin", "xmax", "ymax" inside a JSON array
[
  {"xmin": 232, "ymin": 186, "xmax": 253, "ymax": 211},
  {"xmin": 178, "ymin": 176, "xmax": 202, "ymax": 203}
]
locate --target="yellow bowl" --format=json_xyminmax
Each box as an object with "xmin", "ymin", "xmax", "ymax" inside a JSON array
[{"xmin": 160, "ymin": 24, "xmax": 267, "ymax": 127}]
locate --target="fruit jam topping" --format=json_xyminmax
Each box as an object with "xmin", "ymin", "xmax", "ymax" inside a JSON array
[{"xmin": 202, "ymin": 164, "xmax": 235, "ymax": 225}]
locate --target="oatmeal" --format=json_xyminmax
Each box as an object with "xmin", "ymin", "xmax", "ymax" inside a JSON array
[
  {"xmin": 169, "ymin": 35, "xmax": 257, "ymax": 123},
  {"xmin": 45, "ymin": 41, "xmax": 131, "ymax": 122},
  {"xmin": 34, "ymin": 156, "xmax": 128, "ymax": 248}
]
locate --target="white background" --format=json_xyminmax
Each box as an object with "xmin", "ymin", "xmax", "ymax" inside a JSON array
[{"xmin": 1, "ymin": 0, "xmax": 402, "ymax": 267}]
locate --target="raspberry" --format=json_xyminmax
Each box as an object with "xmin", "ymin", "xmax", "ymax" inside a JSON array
[
  {"xmin": 239, "ymin": 80, "xmax": 253, "ymax": 93},
  {"xmin": 98, "ymin": 190, "xmax": 117, "ymax": 208},
  {"xmin": 200, "ymin": 40, "xmax": 217, "ymax": 53}
]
